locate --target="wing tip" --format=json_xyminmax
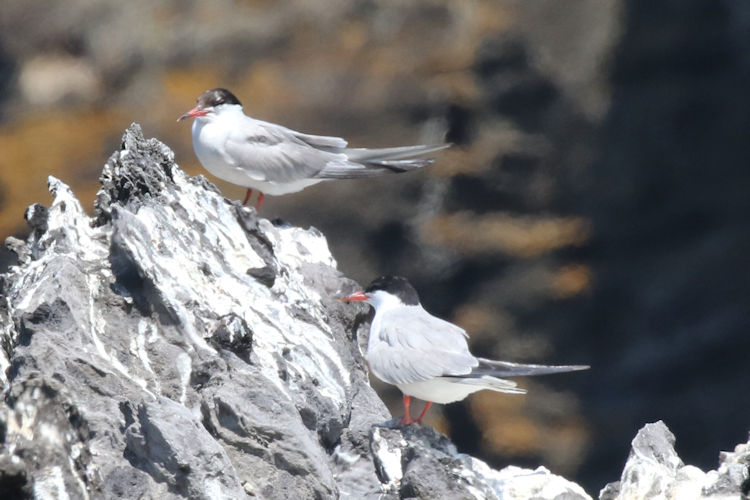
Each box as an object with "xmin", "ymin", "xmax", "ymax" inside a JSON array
[{"xmin": 555, "ymin": 364, "xmax": 590, "ymax": 372}]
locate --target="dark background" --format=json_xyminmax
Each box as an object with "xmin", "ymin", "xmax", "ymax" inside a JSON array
[{"xmin": 1, "ymin": 0, "xmax": 748, "ymax": 493}]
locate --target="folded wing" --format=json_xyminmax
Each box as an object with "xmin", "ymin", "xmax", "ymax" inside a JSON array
[
  {"xmin": 366, "ymin": 307, "xmax": 478, "ymax": 386},
  {"xmin": 223, "ymin": 118, "xmax": 449, "ymax": 183}
]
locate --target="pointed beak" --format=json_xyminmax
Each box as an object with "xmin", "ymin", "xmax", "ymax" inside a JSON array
[
  {"xmin": 177, "ymin": 107, "xmax": 210, "ymax": 122},
  {"xmin": 340, "ymin": 291, "xmax": 369, "ymax": 303}
]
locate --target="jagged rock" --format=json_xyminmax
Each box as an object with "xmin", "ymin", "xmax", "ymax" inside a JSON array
[
  {"xmin": 2, "ymin": 124, "xmax": 748, "ymax": 500},
  {"xmin": 599, "ymin": 421, "xmax": 750, "ymax": 500},
  {"xmin": 371, "ymin": 424, "xmax": 591, "ymax": 500},
  {"xmin": 0, "ymin": 124, "xmax": 591, "ymax": 499},
  {"xmin": 0, "ymin": 123, "xmax": 383, "ymax": 499}
]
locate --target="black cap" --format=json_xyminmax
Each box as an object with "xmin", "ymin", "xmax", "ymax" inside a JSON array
[
  {"xmin": 365, "ymin": 276, "xmax": 420, "ymax": 306},
  {"xmin": 197, "ymin": 88, "xmax": 242, "ymax": 108}
]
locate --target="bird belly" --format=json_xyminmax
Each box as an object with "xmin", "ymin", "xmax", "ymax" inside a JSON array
[
  {"xmin": 257, "ymin": 178, "xmax": 325, "ymax": 196},
  {"xmin": 396, "ymin": 379, "xmax": 485, "ymax": 404}
]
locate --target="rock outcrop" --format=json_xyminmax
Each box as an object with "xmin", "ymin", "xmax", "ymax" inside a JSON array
[
  {"xmin": 600, "ymin": 421, "xmax": 749, "ymax": 500},
  {"xmin": 0, "ymin": 124, "xmax": 589, "ymax": 499},
  {"xmin": 1, "ymin": 125, "xmax": 747, "ymax": 499}
]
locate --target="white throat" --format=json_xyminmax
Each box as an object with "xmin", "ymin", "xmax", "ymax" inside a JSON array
[{"xmin": 367, "ymin": 290, "xmax": 406, "ymax": 314}]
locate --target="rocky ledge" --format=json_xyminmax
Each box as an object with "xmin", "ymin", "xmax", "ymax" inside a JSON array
[{"xmin": 0, "ymin": 125, "xmax": 747, "ymax": 499}]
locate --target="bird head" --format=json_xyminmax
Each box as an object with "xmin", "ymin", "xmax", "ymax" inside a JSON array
[
  {"xmin": 340, "ymin": 275, "xmax": 420, "ymax": 311},
  {"xmin": 178, "ymin": 88, "xmax": 242, "ymax": 122}
]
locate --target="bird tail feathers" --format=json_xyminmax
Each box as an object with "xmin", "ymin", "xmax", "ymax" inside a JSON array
[
  {"xmin": 454, "ymin": 375, "xmax": 527, "ymax": 394},
  {"xmin": 314, "ymin": 143, "xmax": 449, "ymax": 179}
]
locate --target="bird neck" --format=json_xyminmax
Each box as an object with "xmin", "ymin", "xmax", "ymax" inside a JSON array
[{"xmin": 367, "ymin": 291, "xmax": 406, "ymax": 313}]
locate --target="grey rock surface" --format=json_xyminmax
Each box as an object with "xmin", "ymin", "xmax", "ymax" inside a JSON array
[
  {"xmin": 0, "ymin": 124, "xmax": 590, "ymax": 499},
  {"xmin": 599, "ymin": 421, "xmax": 749, "ymax": 500},
  {"xmin": 370, "ymin": 424, "xmax": 591, "ymax": 500},
  {"xmin": 2, "ymin": 123, "xmax": 383, "ymax": 499}
]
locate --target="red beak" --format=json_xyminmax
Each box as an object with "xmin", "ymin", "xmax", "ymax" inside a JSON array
[
  {"xmin": 177, "ymin": 107, "xmax": 210, "ymax": 122},
  {"xmin": 340, "ymin": 291, "xmax": 369, "ymax": 302}
]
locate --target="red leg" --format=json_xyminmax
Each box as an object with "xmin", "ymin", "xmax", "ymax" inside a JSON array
[
  {"xmin": 242, "ymin": 189, "xmax": 253, "ymax": 205},
  {"xmin": 256, "ymin": 192, "xmax": 265, "ymax": 209},
  {"xmin": 415, "ymin": 401, "xmax": 433, "ymax": 423},
  {"xmin": 399, "ymin": 395, "xmax": 414, "ymax": 425}
]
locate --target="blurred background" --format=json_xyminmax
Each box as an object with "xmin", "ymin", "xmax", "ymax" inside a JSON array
[{"xmin": 1, "ymin": 0, "xmax": 749, "ymax": 493}]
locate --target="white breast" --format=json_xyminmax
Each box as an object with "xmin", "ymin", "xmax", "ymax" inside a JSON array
[{"xmin": 191, "ymin": 119, "xmax": 239, "ymax": 182}]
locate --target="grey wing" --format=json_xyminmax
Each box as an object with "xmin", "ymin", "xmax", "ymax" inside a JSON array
[
  {"xmin": 221, "ymin": 121, "xmax": 359, "ymax": 183},
  {"xmin": 283, "ymin": 123, "xmax": 447, "ymax": 179},
  {"xmin": 291, "ymin": 130, "xmax": 348, "ymax": 149},
  {"xmin": 253, "ymin": 118, "xmax": 349, "ymax": 150},
  {"xmin": 366, "ymin": 308, "xmax": 478, "ymax": 385},
  {"xmin": 472, "ymin": 358, "xmax": 590, "ymax": 378},
  {"xmin": 288, "ymin": 132, "xmax": 437, "ymax": 178},
  {"xmin": 223, "ymin": 119, "xmax": 442, "ymax": 182},
  {"xmin": 343, "ymin": 144, "xmax": 450, "ymax": 161}
]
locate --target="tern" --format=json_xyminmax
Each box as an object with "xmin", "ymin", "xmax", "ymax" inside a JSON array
[
  {"xmin": 178, "ymin": 88, "xmax": 449, "ymax": 208},
  {"xmin": 341, "ymin": 276, "xmax": 589, "ymax": 425}
]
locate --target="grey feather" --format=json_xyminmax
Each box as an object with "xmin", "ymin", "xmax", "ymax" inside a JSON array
[
  {"xmin": 342, "ymin": 144, "xmax": 451, "ymax": 161},
  {"xmin": 221, "ymin": 118, "xmax": 447, "ymax": 183},
  {"xmin": 365, "ymin": 306, "xmax": 477, "ymax": 386},
  {"xmin": 468, "ymin": 358, "xmax": 590, "ymax": 378},
  {"xmin": 314, "ymin": 158, "xmax": 434, "ymax": 179},
  {"xmin": 291, "ymin": 130, "xmax": 348, "ymax": 149},
  {"xmin": 449, "ymin": 376, "xmax": 527, "ymax": 394},
  {"xmin": 364, "ymin": 303, "xmax": 588, "ymax": 387},
  {"xmin": 222, "ymin": 121, "xmax": 348, "ymax": 183}
]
